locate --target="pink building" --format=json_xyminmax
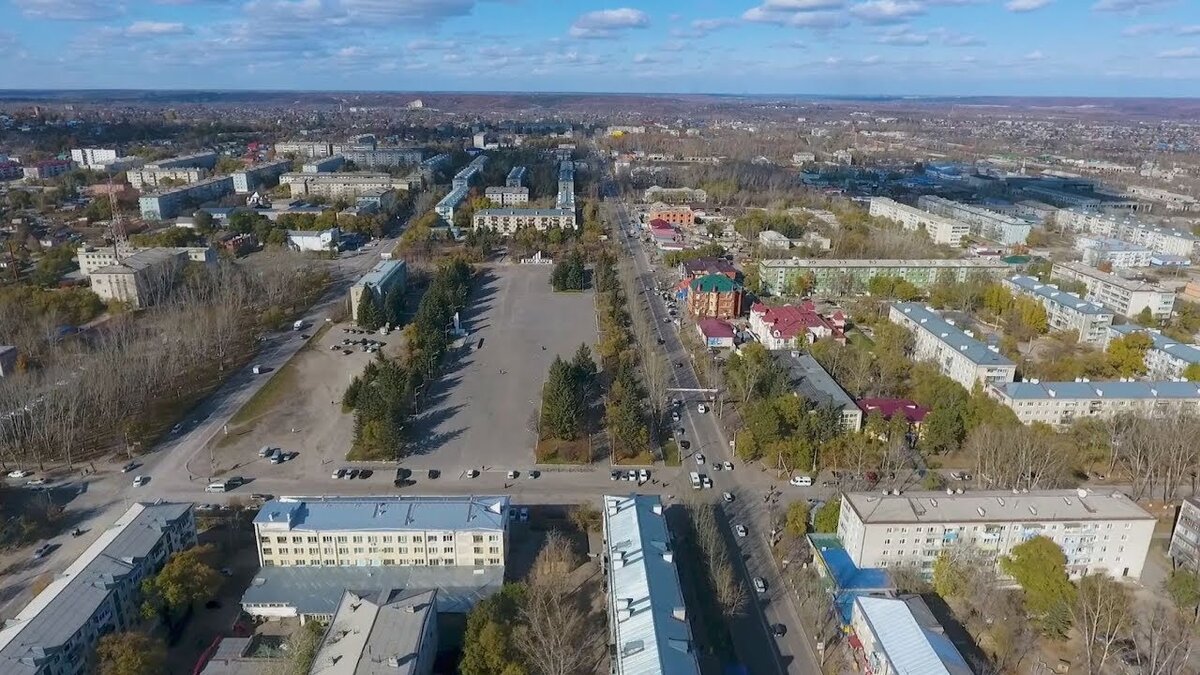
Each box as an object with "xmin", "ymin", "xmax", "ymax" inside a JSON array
[{"xmin": 749, "ymin": 301, "xmax": 844, "ymax": 350}]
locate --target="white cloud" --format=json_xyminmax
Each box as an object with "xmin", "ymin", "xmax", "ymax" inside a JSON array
[
  {"xmin": 1024, "ymin": 49, "xmax": 1045, "ymax": 60},
  {"xmin": 876, "ymin": 26, "xmax": 929, "ymax": 45},
  {"xmin": 569, "ymin": 8, "xmax": 650, "ymax": 38},
  {"xmin": 741, "ymin": 0, "xmax": 847, "ymax": 29},
  {"xmin": 125, "ymin": 21, "xmax": 191, "ymax": 36},
  {"xmin": 407, "ymin": 38, "xmax": 459, "ymax": 50},
  {"xmin": 1122, "ymin": 23, "xmax": 1167, "ymax": 36},
  {"xmin": 689, "ymin": 17, "xmax": 737, "ymax": 35},
  {"xmin": 13, "ymin": 0, "xmax": 124, "ymax": 20},
  {"xmin": 1092, "ymin": 0, "xmax": 1174, "ymax": 12},
  {"xmin": 1178, "ymin": 25, "xmax": 1200, "ymax": 35},
  {"xmin": 632, "ymin": 53, "xmax": 658, "ymax": 64},
  {"xmin": 849, "ymin": 0, "xmax": 924, "ymax": 24},
  {"xmin": 1157, "ymin": 46, "xmax": 1200, "ymax": 58},
  {"xmin": 1004, "ymin": 0, "xmax": 1051, "ymax": 11}
]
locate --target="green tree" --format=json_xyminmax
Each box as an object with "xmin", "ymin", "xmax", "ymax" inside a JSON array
[
  {"xmin": 1000, "ymin": 536, "xmax": 1076, "ymax": 638},
  {"xmin": 192, "ymin": 209, "xmax": 215, "ymax": 232},
  {"xmin": 571, "ymin": 343, "xmax": 597, "ymax": 398},
  {"xmin": 813, "ymin": 499, "xmax": 840, "ymax": 533},
  {"xmin": 383, "ymin": 284, "xmax": 405, "ymax": 327},
  {"xmin": 931, "ymin": 552, "xmax": 968, "ymax": 598},
  {"xmin": 357, "ymin": 290, "xmax": 384, "ymax": 330},
  {"xmin": 1135, "ymin": 306, "xmax": 1155, "ymax": 327},
  {"xmin": 95, "ymin": 631, "xmax": 166, "ymax": 675},
  {"xmin": 461, "ymin": 584, "xmax": 528, "ymax": 675},
  {"xmin": 1105, "ymin": 331, "xmax": 1152, "ymax": 377},
  {"xmin": 1183, "ymin": 363, "xmax": 1200, "ymax": 382},
  {"xmin": 1164, "ymin": 569, "xmax": 1200, "ymax": 620},
  {"xmin": 784, "ymin": 501, "xmax": 811, "ymax": 537},
  {"xmin": 541, "ymin": 357, "xmax": 583, "ymax": 440},
  {"xmin": 141, "ymin": 545, "xmax": 220, "ymax": 625}
]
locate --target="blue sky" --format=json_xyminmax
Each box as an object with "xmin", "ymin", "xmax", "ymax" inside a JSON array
[{"xmin": 1, "ymin": 0, "xmax": 1200, "ymax": 96}]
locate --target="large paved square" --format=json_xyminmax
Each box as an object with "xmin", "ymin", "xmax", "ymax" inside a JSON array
[{"xmin": 403, "ymin": 263, "xmax": 598, "ymax": 472}]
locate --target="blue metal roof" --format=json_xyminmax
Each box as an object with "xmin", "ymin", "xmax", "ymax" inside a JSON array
[
  {"xmin": 1109, "ymin": 325, "xmax": 1200, "ymax": 367},
  {"xmin": 891, "ymin": 303, "xmax": 1014, "ymax": 368},
  {"xmin": 254, "ymin": 496, "xmax": 509, "ymax": 533},
  {"xmin": 996, "ymin": 380, "xmax": 1200, "ymax": 400},
  {"xmin": 1005, "ymin": 275, "xmax": 1110, "ymax": 316},
  {"xmin": 855, "ymin": 596, "xmax": 973, "ymax": 675}
]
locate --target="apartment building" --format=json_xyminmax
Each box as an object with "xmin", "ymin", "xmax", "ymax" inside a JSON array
[
  {"xmin": 506, "ymin": 165, "xmax": 526, "ymax": 187},
  {"xmin": 301, "ymin": 155, "xmax": 345, "ymax": 173},
  {"xmin": 988, "ymin": 380, "xmax": 1200, "ymax": 426},
  {"xmin": 472, "ymin": 208, "xmax": 576, "ymax": 234},
  {"xmin": 350, "ymin": 260, "xmax": 407, "ymax": 322},
  {"xmin": 868, "ymin": 197, "xmax": 968, "ymax": 246},
  {"xmin": 759, "ymin": 258, "xmax": 1008, "ymax": 296},
  {"xmin": 1077, "ymin": 237, "xmax": 1154, "ymax": 269},
  {"xmin": 1126, "ymin": 185, "xmax": 1199, "ymax": 211},
  {"xmin": 484, "ymin": 186, "xmax": 529, "ymax": 206},
  {"xmin": 602, "ymin": 495, "xmax": 699, "ymax": 675},
  {"xmin": 849, "ymin": 596, "xmax": 972, "ymax": 675},
  {"xmin": 232, "ymin": 159, "xmax": 291, "ymax": 193},
  {"xmin": 1058, "ymin": 209, "xmax": 1196, "ymax": 257},
  {"xmin": 778, "ymin": 351, "xmax": 863, "ymax": 430},
  {"xmin": 647, "ymin": 202, "xmax": 695, "ymax": 228},
  {"xmin": 89, "ymin": 249, "xmax": 187, "ymax": 308},
  {"xmin": 338, "ymin": 147, "xmax": 422, "ymax": 169},
  {"xmin": 837, "ymin": 490, "xmax": 1155, "ymax": 580},
  {"xmin": 759, "ymin": 230, "xmax": 792, "ymax": 250},
  {"xmin": 888, "ymin": 303, "xmax": 1016, "ymax": 389},
  {"xmin": 1050, "ymin": 261, "xmax": 1175, "ymax": 319},
  {"xmin": 436, "ymin": 185, "xmax": 470, "ymax": 224},
  {"xmin": 1106, "ymin": 324, "xmax": 1200, "ymax": 380},
  {"xmin": 146, "ymin": 151, "xmax": 218, "ymax": 170},
  {"xmin": 0, "ymin": 161, "xmax": 21, "ymax": 181},
  {"xmin": 22, "ymin": 159, "xmax": 72, "ymax": 180},
  {"xmin": 139, "ymin": 175, "xmax": 234, "ymax": 220},
  {"xmin": 1169, "ymin": 497, "xmax": 1200, "ymax": 572},
  {"xmin": 275, "ymin": 141, "xmax": 336, "ymax": 158},
  {"xmin": 127, "ymin": 166, "xmax": 209, "ymax": 191},
  {"xmin": 280, "ymin": 173, "xmax": 410, "ymax": 201},
  {"xmin": 643, "ymin": 185, "xmax": 707, "ymax": 204},
  {"xmin": 77, "ymin": 243, "xmax": 215, "ymax": 277},
  {"xmin": 1003, "ymin": 275, "xmax": 1114, "ymax": 345},
  {"xmin": 452, "ymin": 155, "xmax": 488, "ymax": 190},
  {"xmin": 0, "ymin": 503, "xmax": 196, "ymax": 675},
  {"xmin": 309, "ymin": 589, "xmax": 438, "ymax": 675},
  {"xmin": 253, "ymin": 496, "xmax": 510, "ymax": 569},
  {"xmin": 916, "ymin": 195, "xmax": 1032, "ymax": 245},
  {"xmin": 70, "ymin": 147, "xmax": 117, "ymax": 169}
]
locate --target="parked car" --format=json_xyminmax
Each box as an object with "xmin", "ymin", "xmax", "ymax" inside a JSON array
[
  {"xmin": 121, "ymin": 462, "xmax": 137, "ymax": 473},
  {"xmin": 754, "ymin": 577, "xmax": 767, "ymax": 594},
  {"xmin": 427, "ymin": 469, "xmax": 440, "ymax": 480},
  {"xmin": 7, "ymin": 469, "xmax": 31, "ymax": 478},
  {"xmin": 611, "ymin": 470, "xmax": 620, "ymax": 481},
  {"xmin": 722, "ymin": 492, "xmax": 734, "ymax": 503},
  {"xmin": 259, "ymin": 446, "xmax": 274, "ymax": 458},
  {"xmin": 333, "ymin": 468, "xmax": 347, "ymax": 479},
  {"xmin": 26, "ymin": 478, "xmax": 47, "ymax": 487},
  {"xmin": 507, "ymin": 470, "xmax": 518, "ymax": 479},
  {"xmin": 132, "ymin": 475, "xmax": 149, "ymax": 487},
  {"xmin": 466, "ymin": 469, "xmax": 479, "ymax": 478},
  {"xmin": 772, "ymin": 624, "xmax": 787, "ymax": 637},
  {"xmin": 723, "ymin": 461, "xmax": 734, "ymax": 471},
  {"xmin": 638, "ymin": 469, "xmax": 649, "ymax": 482},
  {"xmin": 790, "ymin": 475, "xmax": 813, "ymax": 487},
  {"xmin": 735, "ymin": 525, "xmax": 747, "ymax": 537},
  {"xmin": 695, "ymin": 452, "xmax": 705, "ymax": 465},
  {"xmin": 32, "ymin": 544, "xmax": 51, "ymax": 560},
  {"xmin": 697, "ymin": 404, "xmax": 707, "ymax": 414},
  {"xmin": 346, "ymin": 469, "xmax": 360, "ymax": 480}
]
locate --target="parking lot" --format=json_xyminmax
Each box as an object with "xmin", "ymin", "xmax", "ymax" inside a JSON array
[{"xmin": 401, "ymin": 264, "xmax": 598, "ymax": 474}]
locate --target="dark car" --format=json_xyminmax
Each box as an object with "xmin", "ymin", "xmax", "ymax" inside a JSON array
[
  {"xmin": 226, "ymin": 476, "xmax": 245, "ymax": 487},
  {"xmin": 427, "ymin": 469, "xmax": 440, "ymax": 480},
  {"xmin": 772, "ymin": 624, "xmax": 787, "ymax": 637},
  {"xmin": 358, "ymin": 469, "xmax": 373, "ymax": 479},
  {"xmin": 679, "ymin": 440, "xmax": 691, "ymax": 450},
  {"xmin": 394, "ymin": 468, "xmax": 411, "ymax": 487}
]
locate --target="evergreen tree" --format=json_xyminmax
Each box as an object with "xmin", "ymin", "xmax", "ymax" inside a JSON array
[
  {"xmin": 383, "ymin": 284, "xmax": 405, "ymax": 327},
  {"xmin": 571, "ymin": 343, "xmax": 597, "ymax": 398},
  {"xmin": 541, "ymin": 357, "xmax": 583, "ymax": 440},
  {"xmin": 357, "ymin": 289, "xmax": 384, "ymax": 330}
]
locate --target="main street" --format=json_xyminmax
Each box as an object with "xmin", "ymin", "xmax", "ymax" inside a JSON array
[{"xmin": 607, "ymin": 184, "xmax": 821, "ymax": 675}]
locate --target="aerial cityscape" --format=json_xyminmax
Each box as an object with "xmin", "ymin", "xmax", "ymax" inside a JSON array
[{"xmin": 4, "ymin": 1, "xmax": 1200, "ymax": 675}]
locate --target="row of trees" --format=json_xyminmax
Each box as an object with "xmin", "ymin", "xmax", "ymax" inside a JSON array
[
  {"xmin": 342, "ymin": 258, "xmax": 473, "ymax": 459},
  {"xmin": 0, "ymin": 253, "xmax": 330, "ymax": 472},
  {"xmin": 592, "ymin": 248, "xmax": 654, "ymax": 461},
  {"xmin": 539, "ymin": 347, "xmax": 597, "ymax": 443},
  {"xmin": 355, "ymin": 284, "xmax": 405, "ymax": 331},
  {"xmin": 935, "ymin": 537, "xmax": 1197, "ymax": 674}
]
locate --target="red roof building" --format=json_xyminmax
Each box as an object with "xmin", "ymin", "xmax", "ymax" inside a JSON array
[
  {"xmin": 748, "ymin": 301, "xmax": 844, "ymax": 350},
  {"xmin": 679, "ymin": 257, "xmax": 738, "ymax": 281},
  {"xmin": 857, "ymin": 398, "xmax": 930, "ymax": 437},
  {"xmin": 696, "ymin": 318, "xmax": 736, "ymax": 348}
]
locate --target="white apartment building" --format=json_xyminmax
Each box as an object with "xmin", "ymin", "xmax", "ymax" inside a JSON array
[
  {"xmin": 70, "ymin": 147, "xmax": 117, "ymax": 169},
  {"xmin": 253, "ymin": 496, "xmax": 510, "ymax": 569},
  {"xmin": 280, "ymin": 172, "xmax": 410, "ymax": 201},
  {"xmin": 1106, "ymin": 325, "xmax": 1200, "ymax": 380},
  {"xmin": 145, "ymin": 151, "xmax": 218, "ymax": 171},
  {"xmin": 849, "ymin": 596, "xmax": 972, "ymax": 675},
  {"xmin": 0, "ymin": 503, "xmax": 195, "ymax": 675},
  {"xmin": 472, "ymin": 208, "xmax": 577, "ymax": 234},
  {"xmin": 77, "ymin": 243, "xmax": 215, "ymax": 277},
  {"xmin": 435, "ymin": 185, "xmax": 469, "ymax": 223},
  {"xmin": 127, "ymin": 166, "xmax": 209, "ymax": 191},
  {"xmin": 868, "ymin": 197, "xmax": 969, "ymax": 246},
  {"xmin": 988, "ymin": 380, "xmax": 1200, "ymax": 426},
  {"xmin": 888, "ymin": 303, "xmax": 1016, "ymax": 389},
  {"xmin": 232, "ymin": 159, "xmax": 291, "ymax": 194},
  {"xmin": 1058, "ymin": 209, "xmax": 1197, "ymax": 257},
  {"xmin": 603, "ymin": 495, "xmax": 699, "ymax": 675},
  {"xmin": 452, "ymin": 155, "xmax": 488, "ymax": 190},
  {"xmin": 837, "ymin": 490, "xmax": 1156, "ymax": 580},
  {"xmin": 301, "ymin": 155, "xmax": 345, "ymax": 173},
  {"xmin": 138, "ymin": 175, "xmax": 235, "ymax": 220},
  {"xmin": 1051, "ymin": 261, "xmax": 1175, "ymax": 319},
  {"xmin": 89, "ymin": 249, "xmax": 188, "ymax": 309},
  {"xmin": 276, "ymin": 141, "xmax": 335, "ymax": 158},
  {"xmin": 1169, "ymin": 497, "xmax": 1200, "ymax": 572},
  {"xmin": 1003, "ymin": 275, "xmax": 1114, "ymax": 345},
  {"xmin": 287, "ymin": 228, "xmax": 340, "ymax": 253},
  {"xmin": 1077, "ymin": 237, "xmax": 1154, "ymax": 269},
  {"xmin": 917, "ymin": 195, "xmax": 1032, "ymax": 245},
  {"xmin": 484, "ymin": 186, "xmax": 529, "ymax": 206}
]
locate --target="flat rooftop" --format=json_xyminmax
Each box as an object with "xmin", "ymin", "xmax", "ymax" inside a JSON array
[
  {"xmin": 354, "ymin": 260, "xmax": 406, "ymax": 289},
  {"xmin": 843, "ymin": 489, "xmax": 1154, "ymax": 525},
  {"xmin": 1052, "ymin": 261, "xmax": 1170, "ymax": 293},
  {"xmin": 993, "ymin": 379, "xmax": 1200, "ymax": 401},
  {"xmin": 891, "ymin": 303, "xmax": 1014, "ymax": 368},
  {"xmin": 309, "ymin": 589, "xmax": 436, "ymax": 675},
  {"xmin": 776, "ymin": 351, "xmax": 857, "ymax": 413},
  {"xmin": 241, "ymin": 565, "xmax": 501, "ymax": 615},
  {"xmin": 760, "ymin": 258, "xmax": 1008, "ymax": 269},
  {"xmin": 254, "ymin": 495, "xmax": 509, "ymax": 533}
]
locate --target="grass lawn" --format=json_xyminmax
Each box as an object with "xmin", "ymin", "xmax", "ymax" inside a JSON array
[
  {"xmin": 535, "ymin": 437, "xmax": 591, "ymax": 464},
  {"xmin": 614, "ymin": 451, "xmax": 654, "ymax": 466},
  {"xmin": 662, "ymin": 439, "xmax": 682, "ymax": 466},
  {"xmin": 848, "ymin": 331, "xmax": 875, "ymax": 349},
  {"xmin": 227, "ymin": 357, "xmax": 300, "ymax": 427}
]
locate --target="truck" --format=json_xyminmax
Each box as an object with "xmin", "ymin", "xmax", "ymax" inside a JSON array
[
  {"xmin": 690, "ymin": 471, "xmax": 702, "ymax": 490},
  {"xmin": 293, "ymin": 320, "xmax": 305, "ymax": 331}
]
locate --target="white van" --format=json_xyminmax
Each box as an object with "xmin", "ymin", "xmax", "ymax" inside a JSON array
[
  {"xmin": 689, "ymin": 472, "xmax": 702, "ymax": 490},
  {"xmin": 790, "ymin": 475, "xmax": 813, "ymax": 487},
  {"xmin": 205, "ymin": 481, "xmax": 229, "ymax": 493}
]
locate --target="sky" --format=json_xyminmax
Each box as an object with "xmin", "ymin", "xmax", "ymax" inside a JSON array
[{"xmin": 1, "ymin": 0, "xmax": 1200, "ymax": 96}]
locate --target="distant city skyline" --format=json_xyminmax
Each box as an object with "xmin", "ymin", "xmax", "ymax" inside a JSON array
[{"xmin": 1, "ymin": 0, "xmax": 1200, "ymax": 96}]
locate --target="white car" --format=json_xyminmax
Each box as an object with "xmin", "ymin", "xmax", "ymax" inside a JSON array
[
  {"xmin": 638, "ymin": 469, "xmax": 650, "ymax": 482},
  {"xmin": 466, "ymin": 469, "xmax": 480, "ymax": 478},
  {"xmin": 507, "ymin": 470, "xmax": 518, "ymax": 479},
  {"xmin": 25, "ymin": 478, "xmax": 47, "ymax": 487},
  {"xmin": 735, "ymin": 525, "xmax": 747, "ymax": 537},
  {"xmin": 753, "ymin": 577, "xmax": 767, "ymax": 594},
  {"xmin": 722, "ymin": 492, "xmax": 734, "ymax": 503},
  {"xmin": 723, "ymin": 461, "xmax": 734, "ymax": 471},
  {"xmin": 697, "ymin": 404, "xmax": 707, "ymax": 414},
  {"xmin": 790, "ymin": 475, "xmax": 813, "ymax": 487},
  {"xmin": 701, "ymin": 475, "xmax": 713, "ymax": 489},
  {"xmin": 694, "ymin": 453, "xmax": 705, "ymax": 465},
  {"xmin": 132, "ymin": 475, "xmax": 149, "ymax": 487},
  {"xmin": 7, "ymin": 469, "xmax": 31, "ymax": 479}
]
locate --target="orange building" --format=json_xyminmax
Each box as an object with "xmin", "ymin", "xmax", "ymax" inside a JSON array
[
  {"xmin": 648, "ymin": 202, "xmax": 695, "ymax": 227},
  {"xmin": 687, "ymin": 274, "xmax": 743, "ymax": 319}
]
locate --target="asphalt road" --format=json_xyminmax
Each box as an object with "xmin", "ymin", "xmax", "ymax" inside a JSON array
[{"xmin": 607, "ymin": 188, "xmax": 821, "ymax": 675}]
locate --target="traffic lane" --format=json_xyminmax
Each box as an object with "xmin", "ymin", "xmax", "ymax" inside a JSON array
[{"xmin": 716, "ymin": 495, "xmax": 789, "ymax": 675}]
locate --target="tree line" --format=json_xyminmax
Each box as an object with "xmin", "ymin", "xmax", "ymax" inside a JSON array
[
  {"xmin": 549, "ymin": 249, "xmax": 585, "ymax": 292},
  {"xmin": 342, "ymin": 257, "xmax": 473, "ymax": 459},
  {"xmin": 355, "ymin": 282, "xmax": 405, "ymax": 331}
]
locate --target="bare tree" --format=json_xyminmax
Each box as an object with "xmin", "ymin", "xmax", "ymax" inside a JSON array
[
  {"xmin": 1072, "ymin": 574, "xmax": 1131, "ymax": 675},
  {"xmin": 517, "ymin": 531, "xmax": 599, "ymax": 675},
  {"xmin": 1132, "ymin": 600, "xmax": 1196, "ymax": 675},
  {"xmin": 968, "ymin": 423, "xmax": 1072, "ymax": 490},
  {"xmin": 686, "ymin": 503, "xmax": 747, "ymax": 617}
]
